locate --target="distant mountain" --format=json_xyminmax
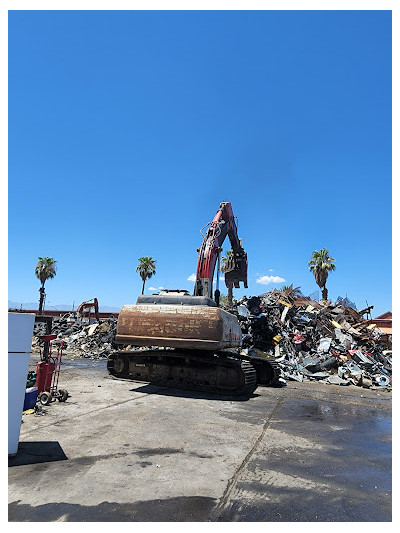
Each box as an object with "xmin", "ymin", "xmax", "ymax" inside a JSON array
[
  {"xmin": 8, "ymin": 301, "xmax": 42, "ymax": 311},
  {"xmin": 98, "ymin": 306, "xmax": 121, "ymax": 313},
  {"xmin": 8, "ymin": 300, "xmax": 121, "ymax": 313}
]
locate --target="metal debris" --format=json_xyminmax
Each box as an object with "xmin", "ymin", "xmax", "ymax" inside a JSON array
[
  {"xmin": 230, "ymin": 289, "xmax": 392, "ymax": 390},
  {"xmin": 33, "ymin": 315, "xmax": 118, "ymax": 359}
]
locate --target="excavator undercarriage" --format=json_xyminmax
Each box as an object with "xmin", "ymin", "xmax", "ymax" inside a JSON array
[
  {"xmin": 107, "ymin": 348, "xmax": 281, "ymax": 396},
  {"xmin": 108, "ymin": 350, "xmax": 257, "ymax": 395}
]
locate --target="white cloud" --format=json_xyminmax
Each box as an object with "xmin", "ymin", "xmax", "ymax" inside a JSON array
[
  {"xmin": 256, "ymin": 275, "xmax": 285, "ymax": 285},
  {"xmin": 148, "ymin": 287, "xmax": 157, "ymax": 291},
  {"xmin": 158, "ymin": 286, "xmax": 165, "ymax": 290},
  {"xmin": 268, "ymin": 269, "xmax": 274, "ymax": 272}
]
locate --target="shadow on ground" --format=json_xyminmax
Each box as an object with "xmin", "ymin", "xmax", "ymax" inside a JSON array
[
  {"xmin": 8, "ymin": 441, "xmax": 68, "ymax": 467},
  {"xmin": 9, "ymin": 496, "xmax": 217, "ymax": 521},
  {"xmin": 130, "ymin": 383, "xmax": 260, "ymax": 401}
]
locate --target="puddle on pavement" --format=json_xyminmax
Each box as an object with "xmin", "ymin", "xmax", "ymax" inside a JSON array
[{"xmin": 61, "ymin": 359, "xmax": 108, "ymax": 371}]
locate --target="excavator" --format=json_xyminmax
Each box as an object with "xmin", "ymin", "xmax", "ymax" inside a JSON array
[
  {"xmin": 76, "ymin": 298, "xmax": 100, "ymax": 322},
  {"xmin": 107, "ymin": 202, "xmax": 281, "ymax": 396}
]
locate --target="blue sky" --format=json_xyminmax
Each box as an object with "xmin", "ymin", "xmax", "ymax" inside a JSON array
[{"xmin": 8, "ymin": 10, "xmax": 392, "ymax": 316}]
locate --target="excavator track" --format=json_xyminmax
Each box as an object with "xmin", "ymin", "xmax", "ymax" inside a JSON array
[
  {"xmin": 248, "ymin": 358, "xmax": 283, "ymax": 387},
  {"xmin": 107, "ymin": 349, "xmax": 258, "ymax": 396},
  {"xmin": 267, "ymin": 360, "xmax": 283, "ymax": 386}
]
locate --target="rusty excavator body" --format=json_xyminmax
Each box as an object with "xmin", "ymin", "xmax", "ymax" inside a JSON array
[{"xmin": 107, "ymin": 202, "xmax": 281, "ymax": 396}]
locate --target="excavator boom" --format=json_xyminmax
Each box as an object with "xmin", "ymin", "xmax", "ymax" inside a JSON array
[{"xmin": 194, "ymin": 202, "xmax": 248, "ymax": 299}]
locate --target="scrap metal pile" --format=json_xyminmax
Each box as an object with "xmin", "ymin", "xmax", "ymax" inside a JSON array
[
  {"xmin": 232, "ymin": 290, "xmax": 392, "ymax": 390},
  {"xmin": 33, "ymin": 315, "xmax": 117, "ymax": 359},
  {"xmin": 31, "ymin": 293, "xmax": 391, "ymax": 390}
]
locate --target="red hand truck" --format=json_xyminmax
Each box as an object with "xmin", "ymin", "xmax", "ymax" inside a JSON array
[{"xmin": 35, "ymin": 335, "xmax": 69, "ymax": 406}]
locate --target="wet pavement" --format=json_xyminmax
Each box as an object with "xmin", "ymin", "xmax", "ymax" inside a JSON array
[
  {"xmin": 214, "ymin": 397, "xmax": 391, "ymax": 521},
  {"xmin": 9, "ymin": 354, "xmax": 391, "ymax": 521}
]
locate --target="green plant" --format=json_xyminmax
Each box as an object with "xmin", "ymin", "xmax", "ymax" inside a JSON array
[
  {"xmin": 280, "ymin": 284, "xmax": 302, "ymax": 302},
  {"xmin": 308, "ymin": 248, "xmax": 336, "ymax": 300},
  {"xmin": 35, "ymin": 257, "xmax": 57, "ymax": 315},
  {"xmin": 137, "ymin": 257, "xmax": 156, "ymax": 295}
]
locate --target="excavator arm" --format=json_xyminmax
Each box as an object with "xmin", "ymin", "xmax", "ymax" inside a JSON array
[
  {"xmin": 194, "ymin": 202, "xmax": 248, "ymax": 299},
  {"xmin": 76, "ymin": 298, "xmax": 100, "ymax": 322}
]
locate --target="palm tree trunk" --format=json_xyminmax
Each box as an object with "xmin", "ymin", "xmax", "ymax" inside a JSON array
[
  {"xmin": 141, "ymin": 278, "xmax": 146, "ymax": 295},
  {"xmin": 322, "ymin": 286, "xmax": 328, "ymax": 300},
  {"xmin": 227, "ymin": 283, "xmax": 233, "ymax": 309},
  {"xmin": 38, "ymin": 283, "xmax": 45, "ymax": 316}
]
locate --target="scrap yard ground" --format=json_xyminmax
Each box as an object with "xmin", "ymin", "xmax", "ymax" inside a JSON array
[{"xmin": 9, "ymin": 353, "xmax": 391, "ymax": 522}]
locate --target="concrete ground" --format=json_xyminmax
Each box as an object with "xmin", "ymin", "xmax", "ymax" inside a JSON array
[{"xmin": 9, "ymin": 353, "xmax": 391, "ymax": 522}]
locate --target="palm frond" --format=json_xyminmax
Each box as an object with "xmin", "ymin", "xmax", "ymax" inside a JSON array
[
  {"xmin": 35, "ymin": 256, "xmax": 57, "ymax": 285},
  {"xmin": 137, "ymin": 256, "xmax": 156, "ymax": 281},
  {"xmin": 308, "ymin": 248, "xmax": 335, "ymax": 293}
]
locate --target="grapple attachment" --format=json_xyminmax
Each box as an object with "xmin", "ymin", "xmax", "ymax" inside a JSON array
[{"xmin": 223, "ymin": 249, "xmax": 248, "ymax": 289}]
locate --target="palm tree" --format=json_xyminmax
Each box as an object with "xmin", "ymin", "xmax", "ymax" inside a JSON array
[
  {"xmin": 137, "ymin": 257, "xmax": 156, "ymax": 295},
  {"xmin": 280, "ymin": 284, "xmax": 302, "ymax": 302},
  {"xmin": 35, "ymin": 257, "xmax": 57, "ymax": 315},
  {"xmin": 218, "ymin": 293, "xmax": 229, "ymax": 309},
  {"xmin": 308, "ymin": 248, "xmax": 336, "ymax": 301},
  {"xmin": 221, "ymin": 250, "xmax": 234, "ymax": 309}
]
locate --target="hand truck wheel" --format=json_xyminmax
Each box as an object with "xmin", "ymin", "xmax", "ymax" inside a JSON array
[
  {"xmin": 58, "ymin": 389, "xmax": 69, "ymax": 402},
  {"xmin": 39, "ymin": 391, "xmax": 52, "ymax": 406}
]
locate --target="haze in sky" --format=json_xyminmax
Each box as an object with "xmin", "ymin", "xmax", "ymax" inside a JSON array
[{"xmin": 8, "ymin": 10, "xmax": 392, "ymax": 317}]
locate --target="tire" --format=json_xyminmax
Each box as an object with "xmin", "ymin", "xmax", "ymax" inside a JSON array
[
  {"xmin": 58, "ymin": 389, "xmax": 69, "ymax": 402},
  {"xmin": 39, "ymin": 392, "xmax": 52, "ymax": 405}
]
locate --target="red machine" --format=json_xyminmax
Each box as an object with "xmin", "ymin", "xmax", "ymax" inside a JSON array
[
  {"xmin": 194, "ymin": 201, "xmax": 248, "ymax": 301},
  {"xmin": 76, "ymin": 298, "xmax": 100, "ymax": 322},
  {"xmin": 35, "ymin": 335, "xmax": 69, "ymax": 405}
]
